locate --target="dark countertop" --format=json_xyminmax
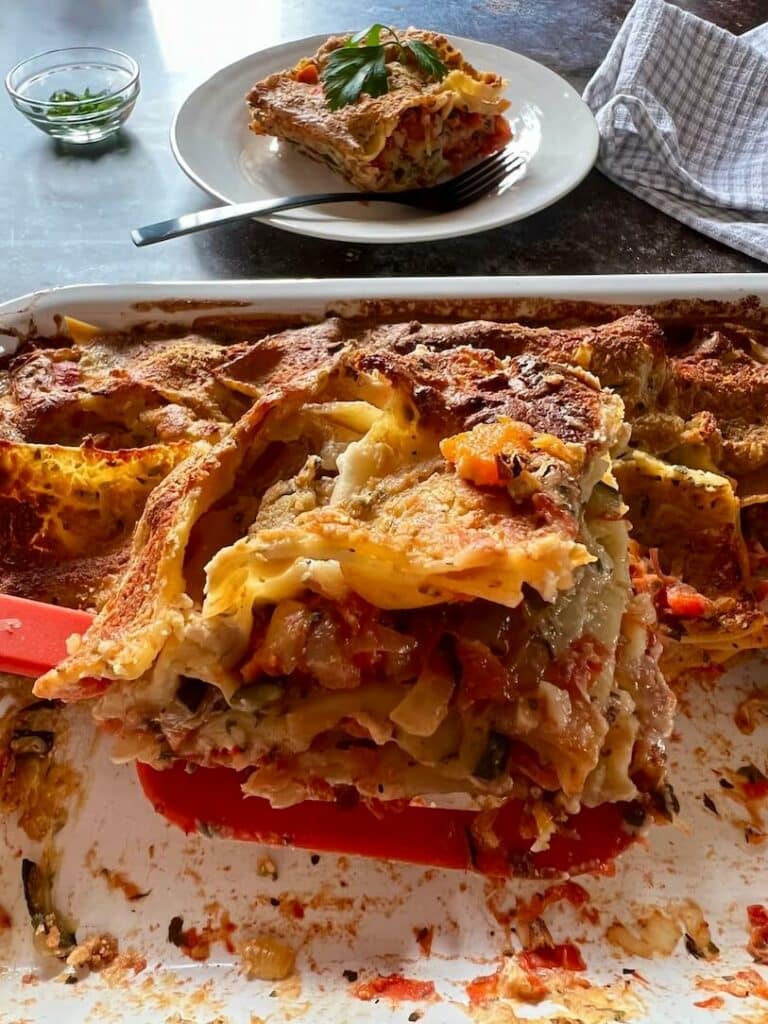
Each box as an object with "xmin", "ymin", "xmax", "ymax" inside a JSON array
[{"xmin": 1, "ymin": 0, "xmax": 764, "ymax": 299}]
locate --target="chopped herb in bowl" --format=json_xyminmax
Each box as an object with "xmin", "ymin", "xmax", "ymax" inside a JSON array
[{"xmin": 44, "ymin": 87, "xmax": 122, "ymax": 118}]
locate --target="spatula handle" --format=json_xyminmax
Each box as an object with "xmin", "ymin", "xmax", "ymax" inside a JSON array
[{"xmin": 0, "ymin": 595, "xmax": 93, "ymax": 678}]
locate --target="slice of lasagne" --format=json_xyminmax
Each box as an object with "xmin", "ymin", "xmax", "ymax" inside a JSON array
[
  {"xmin": 36, "ymin": 337, "xmax": 674, "ymax": 839},
  {"xmin": 246, "ymin": 29, "xmax": 511, "ymax": 191}
]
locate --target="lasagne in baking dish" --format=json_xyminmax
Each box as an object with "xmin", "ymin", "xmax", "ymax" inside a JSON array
[
  {"xmin": 35, "ymin": 332, "xmax": 674, "ymax": 831},
  {"xmin": 5, "ymin": 300, "xmax": 768, "ymax": 846},
  {"xmin": 246, "ymin": 29, "xmax": 511, "ymax": 191}
]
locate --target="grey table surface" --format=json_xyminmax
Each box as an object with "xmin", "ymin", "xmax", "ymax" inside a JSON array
[{"xmin": 1, "ymin": 0, "xmax": 766, "ymax": 301}]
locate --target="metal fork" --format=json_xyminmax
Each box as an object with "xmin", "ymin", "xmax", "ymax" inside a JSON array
[{"xmin": 131, "ymin": 147, "xmax": 526, "ymax": 247}]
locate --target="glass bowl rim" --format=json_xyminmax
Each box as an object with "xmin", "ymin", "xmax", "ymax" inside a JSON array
[{"xmin": 5, "ymin": 46, "xmax": 140, "ymax": 107}]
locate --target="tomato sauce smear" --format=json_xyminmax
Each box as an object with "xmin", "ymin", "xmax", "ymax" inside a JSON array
[{"xmin": 353, "ymin": 973, "xmax": 437, "ymax": 1002}]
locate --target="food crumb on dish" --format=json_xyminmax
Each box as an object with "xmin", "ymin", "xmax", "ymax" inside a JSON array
[
  {"xmin": 239, "ymin": 936, "xmax": 296, "ymax": 981},
  {"xmin": 414, "ymin": 925, "xmax": 434, "ymax": 956},
  {"xmin": 280, "ymin": 896, "xmax": 305, "ymax": 921},
  {"xmin": 167, "ymin": 911, "xmax": 236, "ymax": 960},
  {"xmin": 466, "ymin": 955, "xmax": 647, "ymax": 1023},
  {"xmin": 695, "ymin": 968, "xmax": 768, "ymax": 1001},
  {"xmin": 719, "ymin": 764, "xmax": 768, "ymax": 838},
  {"xmin": 65, "ymin": 932, "xmax": 118, "ymax": 971},
  {"xmin": 257, "ymin": 857, "xmax": 279, "ymax": 880},
  {"xmin": 735, "ymin": 689, "xmax": 768, "ymax": 735},
  {"xmin": 702, "ymin": 793, "xmax": 719, "ymax": 815},
  {"xmin": 0, "ymin": 701, "xmax": 81, "ymax": 841},
  {"xmin": 85, "ymin": 846, "xmax": 149, "ymax": 901},
  {"xmin": 516, "ymin": 880, "xmax": 597, "ymax": 925},
  {"xmin": 692, "ymin": 995, "xmax": 725, "ymax": 1010},
  {"xmin": 606, "ymin": 901, "xmax": 718, "ymax": 961}
]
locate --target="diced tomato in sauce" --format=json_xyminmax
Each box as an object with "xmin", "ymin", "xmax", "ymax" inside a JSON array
[
  {"xmin": 693, "ymin": 996, "xmax": 725, "ymax": 1010},
  {"xmin": 353, "ymin": 973, "xmax": 436, "ymax": 1001},
  {"xmin": 466, "ymin": 970, "xmax": 501, "ymax": 1004},
  {"xmin": 545, "ymin": 636, "xmax": 607, "ymax": 702},
  {"xmin": 455, "ymin": 637, "xmax": 511, "ymax": 701},
  {"xmin": 516, "ymin": 881, "xmax": 591, "ymax": 923},
  {"xmin": 507, "ymin": 741, "xmax": 560, "ymax": 791},
  {"xmin": 743, "ymin": 778, "xmax": 768, "ymax": 801},
  {"xmin": 664, "ymin": 583, "xmax": 713, "ymax": 618},
  {"xmin": 747, "ymin": 903, "xmax": 768, "ymax": 964},
  {"xmin": 295, "ymin": 63, "xmax": 318, "ymax": 84},
  {"xmin": 518, "ymin": 942, "xmax": 586, "ymax": 972},
  {"xmin": 401, "ymin": 110, "xmax": 426, "ymax": 142}
]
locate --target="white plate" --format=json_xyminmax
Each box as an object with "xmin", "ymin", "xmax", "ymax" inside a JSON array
[
  {"xmin": 2, "ymin": 277, "xmax": 768, "ymax": 1024},
  {"xmin": 170, "ymin": 35, "xmax": 599, "ymax": 244}
]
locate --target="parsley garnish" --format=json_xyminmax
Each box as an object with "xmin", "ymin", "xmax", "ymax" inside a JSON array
[
  {"xmin": 321, "ymin": 25, "xmax": 448, "ymax": 110},
  {"xmin": 45, "ymin": 87, "xmax": 121, "ymax": 119}
]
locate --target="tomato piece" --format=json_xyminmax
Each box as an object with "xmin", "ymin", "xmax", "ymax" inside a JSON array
[
  {"xmin": 518, "ymin": 943, "xmax": 586, "ymax": 971},
  {"xmin": 401, "ymin": 111, "xmax": 426, "ymax": 141},
  {"xmin": 353, "ymin": 974, "xmax": 436, "ymax": 1001},
  {"xmin": 507, "ymin": 741, "xmax": 561, "ymax": 791},
  {"xmin": 748, "ymin": 904, "xmax": 768, "ymax": 928},
  {"xmin": 516, "ymin": 881, "xmax": 590, "ymax": 923},
  {"xmin": 747, "ymin": 903, "xmax": 768, "ymax": 964},
  {"xmin": 295, "ymin": 63, "xmax": 318, "ymax": 85},
  {"xmin": 136, "ymin": 762, "xmax": 638, "ymax": 877},
  {"xmin": 693, "ymin": 996, "xmax": 725, "ymax": 1010},
  {"xmin": 466, "ymin": 970, "xmax": 500, "ymax": 1004},
  {"xmin": 664, "ymin": 583, "xmax": 713, "ymax": 618},
  {"xmin": 493, "ymin": 115, "xmax": 513, "ymax": 143},
  {"xmin": 743, "ymin": 778, "xmax": 768, "ymax": 800},
  {"xmin": 454, "ymin": 637, "xmax": 511, "ymax": 701}
]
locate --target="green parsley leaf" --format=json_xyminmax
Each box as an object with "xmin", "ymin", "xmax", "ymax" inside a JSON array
[
  {"xmin": 402, "ymin": 39, "xmax": 448, "ymax": 81},
  {"xmin": 321, "ymin": 45, "xmax": 389, "ymax": 111},
  {"xmin": 349, "ymin": 23, "xmax": 387, "ymax": 47},
  {"xmin": 321, "ymin": 27, "xmax": 447, "ymax": 109}
]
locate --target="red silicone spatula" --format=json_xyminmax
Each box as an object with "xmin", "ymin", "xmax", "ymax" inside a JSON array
[
  {"xmin": 0, "ymin": 592, "xmax": 639, "ymax": 876},
  {"xmin": 0, "ymin": 594, "xmax": 93, "ymax": 678}
]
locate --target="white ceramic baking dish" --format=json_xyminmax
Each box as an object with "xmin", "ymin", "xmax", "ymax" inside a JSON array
[{"xmin": 1, "ymin": 275, "xmax": 767, "ymax": 1024}]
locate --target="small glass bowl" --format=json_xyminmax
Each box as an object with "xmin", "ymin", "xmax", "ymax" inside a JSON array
[{"xmin": 6, "ymin": 46, "xmax": 139, "ymax": 144}]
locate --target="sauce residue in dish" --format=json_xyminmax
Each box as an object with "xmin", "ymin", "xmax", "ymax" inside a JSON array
[{"xmin": 352, "ymin": 973, "xmax": 437, "ymax": 1002}]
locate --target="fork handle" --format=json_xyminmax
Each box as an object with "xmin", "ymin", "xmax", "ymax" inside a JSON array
[{"xmin": 130, "ymin": 191, "xmax": 398, "ymax": 246}]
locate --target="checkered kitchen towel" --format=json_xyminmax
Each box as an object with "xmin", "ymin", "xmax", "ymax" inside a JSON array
[{"xmin": 583, "ymin": 0, "xmax": 768, "ymax": 264}]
